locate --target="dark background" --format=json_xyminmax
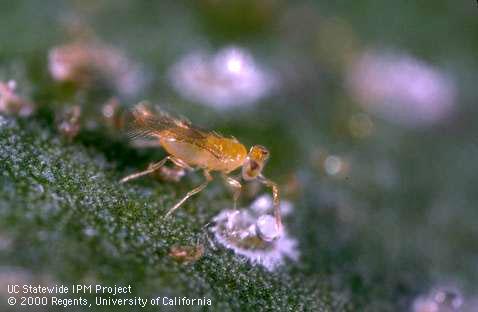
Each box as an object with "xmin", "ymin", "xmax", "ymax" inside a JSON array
[{"xmin": 1, "ymin": 1, "xmax": 477, "ymax": 311}]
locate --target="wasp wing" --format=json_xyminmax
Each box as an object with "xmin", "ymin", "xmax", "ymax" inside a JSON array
[
  {"xmin": 126, "ymin": 103, "xmax": 189, "ymax": 138},
  {"xmin": 127, "ymin": 103, "xmax": 225, "ymax": 159}
]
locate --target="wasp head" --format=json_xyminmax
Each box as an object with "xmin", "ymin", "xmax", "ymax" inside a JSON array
[{"xmin": 242, "ymin": 145, "xmax": 270, "ymax": 180}]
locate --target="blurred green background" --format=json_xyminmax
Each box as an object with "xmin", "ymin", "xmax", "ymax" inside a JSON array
[{"xmin": 1, "ymin": 1, "xmax": 478, "ymax": 311}]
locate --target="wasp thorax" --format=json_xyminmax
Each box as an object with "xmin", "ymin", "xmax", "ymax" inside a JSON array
[{"xmin": 242, "ymin": 145, "xmax": 270, "ymax": 180}]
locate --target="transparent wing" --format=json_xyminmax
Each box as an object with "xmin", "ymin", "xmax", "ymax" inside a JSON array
[{"xmin": 126, "ymin": 103, "xmax": 225, "ymax": 159}]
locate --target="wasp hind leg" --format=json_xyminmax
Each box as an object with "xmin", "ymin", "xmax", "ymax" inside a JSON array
[
  {"xmin": 165, "ymin": 170, "xmax": 213, "ymax": 217},
  {"xmin": 120, "ymin": 156, "xmax": 188, "ymax": 183}
]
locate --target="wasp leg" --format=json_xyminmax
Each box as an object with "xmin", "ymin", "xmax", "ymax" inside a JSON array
[
  {"xmin": 165, "ymin": 170, "xmax": 212, "ymax": 217},
  {"xmin": 258, "ymin": 175, "xmax": 282, "ymax": 234},
  {"xmin": 169, "ymin": 157, "xmax": 194, "ymax": 171},
  {"xmin": 223, "ymin": 175, "xmax": 242, "ymax": 210},
  {"xmin": 120, "ymin": 156, "xmax": 186, "ymax": 183}
]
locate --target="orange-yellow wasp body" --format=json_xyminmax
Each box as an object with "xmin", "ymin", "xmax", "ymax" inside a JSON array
[
  {"xmin": 121, "ymin": 103, "xmax": 282, "ymax": 233},
  {"xmin": 160, "ymin": 128, "xmax": 247, "ymax": 173}
]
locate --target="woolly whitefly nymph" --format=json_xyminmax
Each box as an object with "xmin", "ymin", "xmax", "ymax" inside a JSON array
[
  {"xmin": 48, "ymin": 40, "xmax": 146, "ymax": 97},
  {"xmin": 56, "ymin": 104, "xmax": 81, "ymax": 141},
  {"xmin": 412, "ymin": 286, "xmax": 464, "ymax": 312},
  {"xmin": 347, "ymin": 49, "xmax": 456, "ymax": 127},
  {"xmin": 211, "ymin": 196, "xmax": 298, "ymax": 271},
  {"xmin": 169, "ymin": 46, "xmax": 275, "ymax": 108},
  {"xmin": 250, "ymin": 194, "xmax": 293, "ymax": 217},
  {"xmin": 0, "ymin": 80, "xmax": 35, "ymax": 117}
]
